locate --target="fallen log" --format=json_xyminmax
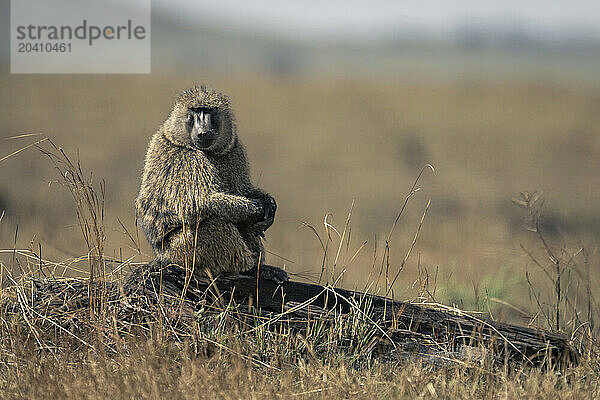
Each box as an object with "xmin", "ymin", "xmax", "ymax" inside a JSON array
[{"xmin": 122, "ymin": 263, "xmax": 579, "ymax": 367}]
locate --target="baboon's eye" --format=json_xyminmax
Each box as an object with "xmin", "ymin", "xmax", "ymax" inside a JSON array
[
  {"xmin": 209, "ymin": 110, "xmax": 219, "ymax": 129},
  {"xmin": 189, "ymin": 107, "xmax": 220, "ymax": 129},
  {"xmin": 185, "ymin": 113, "xmax": 194, "ymax": 133}
]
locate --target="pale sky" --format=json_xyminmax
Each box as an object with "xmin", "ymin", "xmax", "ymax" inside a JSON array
[{"xmin": 151, "ymin": 0, "xmax": 600, "ymax": 41}]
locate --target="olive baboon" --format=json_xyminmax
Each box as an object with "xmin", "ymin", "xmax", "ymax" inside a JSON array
[{"xmin": 136, "ymin": 85, "xmax": 286, "ymax": 282}]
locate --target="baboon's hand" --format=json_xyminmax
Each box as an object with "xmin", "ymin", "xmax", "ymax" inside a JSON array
[{"xmin": 255, "ymin": 194, "xmax": 277, "ymax": 232}]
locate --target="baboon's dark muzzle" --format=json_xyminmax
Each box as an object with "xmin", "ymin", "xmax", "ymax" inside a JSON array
[{"xmin": 187, "ymin": 109, "xmax": 217, "ymax": 148}]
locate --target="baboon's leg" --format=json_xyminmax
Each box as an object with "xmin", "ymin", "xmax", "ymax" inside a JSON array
[
  {"xmin": 160, "ymin": 219, "xmax": 258, "ymax": 276},
  {"xmin": 238, "ymin": 224, "xmax": 264, "ymax": 256}
]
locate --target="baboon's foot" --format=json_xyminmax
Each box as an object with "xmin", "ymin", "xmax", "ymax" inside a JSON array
[{"xmin": 243, "ymin": 264, "xmax": 288, "ymax": 285}]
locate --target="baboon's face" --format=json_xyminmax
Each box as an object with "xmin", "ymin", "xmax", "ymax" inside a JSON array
[
  {"xmin": 164, "ymin": 86, "xmax": 235, "ymax": 154},
  {"xmin": 185, "ymin": 106, "xmax": 220, "ymax": 149}
]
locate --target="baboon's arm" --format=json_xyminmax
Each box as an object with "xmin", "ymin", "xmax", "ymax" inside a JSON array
[
  {"xmin": 204, "ymin": 192, "xmax": 264, "ymax": 225},
  {"xmin": 246, "ymin": 188, "xmax": 270, "ymax": 201}
]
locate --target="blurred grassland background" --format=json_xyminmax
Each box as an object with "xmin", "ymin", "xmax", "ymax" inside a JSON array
[{"xmin": 1, "ymin": 0, "xmax": 600, "ymax": 325}]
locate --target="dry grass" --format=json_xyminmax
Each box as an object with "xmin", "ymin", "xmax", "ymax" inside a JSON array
[{"xmin": 1, "ymin": 342, "xmax": 600, "ymax": 399}]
